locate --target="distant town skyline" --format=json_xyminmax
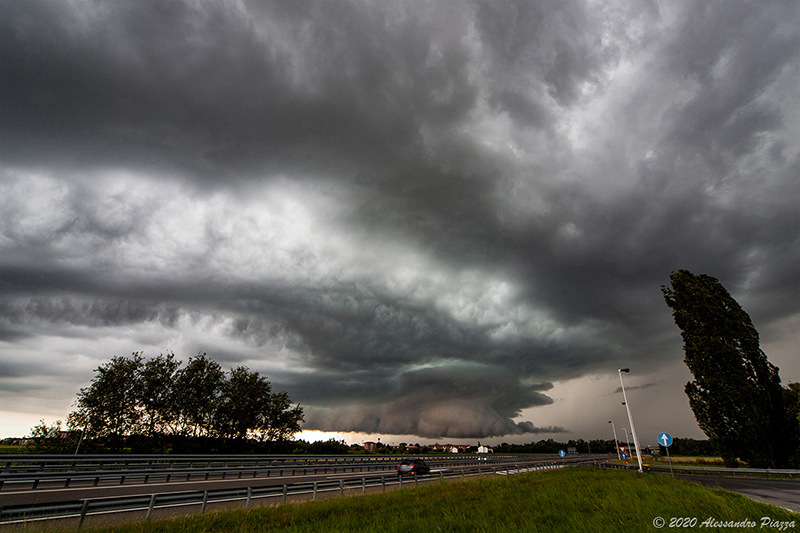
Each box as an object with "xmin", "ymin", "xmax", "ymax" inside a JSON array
[{"xmin": 1, "ymin": 0, "xmax": 798, "ymax": 445}]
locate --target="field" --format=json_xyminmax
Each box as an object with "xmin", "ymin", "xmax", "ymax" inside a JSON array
[
  {"xmin": 20, "ymin": 466, "xmax": 797, "ymax": 533},
  {"xmin": 651, "ymin": 456, "xmax": 728, "ymax": 467},
  {"xmin": 0, "ymin": 446, "xmax": 26, "ymax": 454},
  {"xmin": 612, "ymin": 455, "xmax": 729, "ymax": 468}
]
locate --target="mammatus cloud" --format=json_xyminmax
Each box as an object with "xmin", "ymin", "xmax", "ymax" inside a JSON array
[{"xmin": 1, "ymin": 0, "xmax": 798, "ymax": 439}]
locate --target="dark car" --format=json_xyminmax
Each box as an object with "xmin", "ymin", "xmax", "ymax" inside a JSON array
[{"xmin": 397, "ymin": 458, "xmax": 430, "ymax": 476}]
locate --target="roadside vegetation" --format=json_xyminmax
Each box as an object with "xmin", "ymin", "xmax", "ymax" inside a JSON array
[{"xmin": 36, "ymin": 467, "xmax": 798, "ymax": 533}]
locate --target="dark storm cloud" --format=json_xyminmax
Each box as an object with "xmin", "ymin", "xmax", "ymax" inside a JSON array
[
  {"xmin": 300, "ymin": 364, "xmax": 564, "ymax": 438},
  {"xmin": 610, "ymin": 382, "xmax": 662, "ymax": 395},
  {"xmin": 0, "ymin": 0, "xmax": 478, "ymax": 180},
  {"xmin": 0, "ymin": 295, "xmax": 180, "ymax": 329},
  {"xmin": 1, "ymin": 0, "xmax": 798, "ymax": 438}
]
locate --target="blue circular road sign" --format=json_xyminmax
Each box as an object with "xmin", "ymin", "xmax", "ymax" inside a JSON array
[
  {"xmin": 559, "ymin": 449, "xmax": 566, "ymax": 457},
  {"xmin": 620, "ymin": 453, "xmax": 628, "ymax": 460},
  {"xmin": 657, "ymin": 432, "xmax": 673, "ymax": 447}
]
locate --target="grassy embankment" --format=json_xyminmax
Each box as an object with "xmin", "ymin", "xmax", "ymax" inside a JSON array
[{"xmin": 31, "ymin": 466, "xmax": 799, "ymax": 533}]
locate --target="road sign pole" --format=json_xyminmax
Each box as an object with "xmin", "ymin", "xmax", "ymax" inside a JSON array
[
  {"xmin": 666, "ymin": 446, "xmax": 673, "ymax": 476},
  {"xmin": 658, "ymin": 432, "xmax": 674, "ymax": 477}
]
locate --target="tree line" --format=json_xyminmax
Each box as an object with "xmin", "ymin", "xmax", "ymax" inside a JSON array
[
  {"xmin": 495, "ymin": 439, "xmax": 618, "ymax": 455},
  {"xmin": 60, "ymin": 352, "xmax": 303, "ymax": 452}
]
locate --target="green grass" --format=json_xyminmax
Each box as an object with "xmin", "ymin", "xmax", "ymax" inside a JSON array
[
  {"xmin": 29, "ymin": 468, "xmax": 800, "ymax": 533},
  {"xmin": 0, "ymin": 445, "xmax": 26, "ymax": 454}
]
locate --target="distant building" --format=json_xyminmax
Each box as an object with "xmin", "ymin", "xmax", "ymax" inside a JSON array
[
  {"xmin": 477, "ymin": 445, "xmax": 492, "ymax": 454},
  {"xmin": 363, "ymin": 441, "xmax": 377, "ymax": 451}
]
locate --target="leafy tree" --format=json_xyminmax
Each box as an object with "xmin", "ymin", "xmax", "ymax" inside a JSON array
[
  {"xmin": 138, "ymin": 352, "xmax": 180, "ymax": 436},
  {"xmin": 216, "ymin": 366, "xmax": 272, "ymax": 440},
  {"xmin": 65, "ymin": 351, "xmax": 304, "ymax": 452},
  {"xmin": 787, "ymin": 383, "xmax": 800, "ymax": 425},
  {"xmin": 68, "ymin": 354, "xmax": 143, "ymax": 443},
  {"xmin": 257, "ymin": 390, "xmax": 304, "ymax": 443},
  {"xmin": 27, "ymin": 419, "xmax": 79, "ymax": 453},
  {"xmin": 662, "ymin": 270, "xmax": 797, "ymax": 468},
  {"xmin": 292, "ymin": 438, "xmax": 349, "ymax": 454},
  {"xmin": 173, "ymin": 354, "xmax": 225, "ymax": 437},
  {"xmin": 786, "ymin": 383, "xmax": 800, "ymax": 466}
]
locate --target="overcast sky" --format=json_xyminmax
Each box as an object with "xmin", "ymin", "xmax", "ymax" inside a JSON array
[{"xmin": 1, "ymin": 0, "xmax": 798, "ymax": 446}]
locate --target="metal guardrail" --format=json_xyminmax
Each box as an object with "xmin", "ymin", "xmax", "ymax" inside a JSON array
[
  {"xmin": 597, "ymin": 460, "xmax": 800, "ymax": 478},
  {"xmin": 0, "ymin": 462, "xmax": 565, "ymax": 525},
  {"xmin": 0, "ymin": 453, "xmax": 524, "ymax": 491},
  {"xmin": 646, "ymin": 464, "xmax": 800, "ymax": 477}
]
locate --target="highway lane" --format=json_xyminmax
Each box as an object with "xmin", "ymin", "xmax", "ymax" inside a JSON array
[
  {"xmin": 676, "ymin": 474, "xmax": 800, "ymax": 513},
  {"xmin": 0, "ymin": 456, "xmax": 574, "ymax": 508}
]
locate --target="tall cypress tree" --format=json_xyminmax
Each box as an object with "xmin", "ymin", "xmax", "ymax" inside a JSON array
[{"xmin": 662, "ymin": 270, "xmax": 795, "ymax": 468}]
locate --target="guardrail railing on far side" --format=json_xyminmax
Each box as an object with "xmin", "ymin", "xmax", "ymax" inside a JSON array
[{"xmin": 597, "ymin": 460, "xmax": 800, "ymax": 478}]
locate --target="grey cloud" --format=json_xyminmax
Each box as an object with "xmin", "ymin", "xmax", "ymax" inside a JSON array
[
  {"xmin": 515, "ymin": 422, "xmax": 569, "ymax": 434},
  {"xmin": 0, "ymin": 0, "xmax": 798, "ymax": 440},
  {"xmin": 300, "ymin": 363, "xmax": 560, "ymax": 438},
  {"xmin": 475, "ymin": 0, "xmax": 602, "ymax": 106},
  {"xmin": 0, "ymin": 294, "xmax": 181, "ymax": 330},
  {"xmin": 0, "ymin": 0, "xmax": 477, "ymax": 181},
  {"xmin": 610, "ymin": 382, "xmax": 662, "ymax": 395}
]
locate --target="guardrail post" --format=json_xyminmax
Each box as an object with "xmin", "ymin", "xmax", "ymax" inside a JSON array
[
  {"xmin": 414, "ymin": 474, "xmax": 418, "ymax": 488},
  {"xmin": 399, "ymin": 475, "xmax": 403, "ymax": 488},
  {"xmin": 313, "ymin": 482, "xmax": 318, "ymax": 500},
  {"xmin": 362, "ymin": 477, "xmax": 366, "ymax": 494},
  {"xmin": 201, "ymin": 490, "xmax": 208, "ymax": 513},
  {"xmin": 283, "ymin": 484, "xmax": 288, "ymax": 504},
  {"xmin": 382, "ymin": 477, "xmax": 386, "ymax": 492},
  {"xmin": 246, "ymin": 487, "xmax": 252, "ymax": 507},
  {"xmin": 146, "ymin": 494, "xmax": 156, "ymax": 521},
  {"xmin": 78, "ymin": 500, "xmax": 90, "ymax": 529}
]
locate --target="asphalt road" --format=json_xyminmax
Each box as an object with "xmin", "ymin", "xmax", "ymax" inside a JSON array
[
  {"xmin": 676, "ymin": 474, "xmax": 800, "ymax": 513},
  {"xmin": 0, "ymin": 456, "xmax": 575, "ymax": 508}
]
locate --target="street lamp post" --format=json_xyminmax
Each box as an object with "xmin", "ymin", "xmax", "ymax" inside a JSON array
[
  {"xmin": 608, "ymin": 421, "xmax": 621, "ymax": 460},
  {"xmin": 618, "ymin": 368, "xmax": 643, "ymax": 473}
]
